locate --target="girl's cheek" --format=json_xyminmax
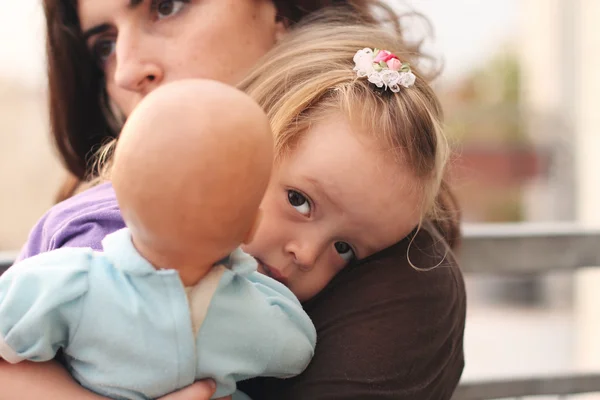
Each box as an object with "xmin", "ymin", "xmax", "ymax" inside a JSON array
[{"xmin": 326, "ymin": 250, "xmax": 349, "ymax": 273}]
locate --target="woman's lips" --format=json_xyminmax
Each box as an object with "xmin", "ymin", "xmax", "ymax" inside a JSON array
[{"xmin": 257, "ymin": 259, "xmax": 289, "ymax": 286}]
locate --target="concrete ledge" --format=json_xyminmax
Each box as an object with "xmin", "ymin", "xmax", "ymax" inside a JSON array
[{"xmin": 453, "ymin": 374, "xmax": 600, "ymax": 399}]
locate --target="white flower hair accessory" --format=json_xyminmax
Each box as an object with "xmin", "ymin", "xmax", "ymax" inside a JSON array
[{"xmin": 353, "ymin": 48, "xmax": 416, "ymax": 92}]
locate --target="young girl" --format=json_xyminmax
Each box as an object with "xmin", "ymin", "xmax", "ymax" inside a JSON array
[
  {"xmin": 237, "ymin": 15, "xmax": 453, "ymax": 301},
  {"xmin": 231, "ymin": 17, "xmax": 464, "ymax": 400},
  {"xmin": 4, "ymin": 12, "xmax": 465, "ymax": 400}
]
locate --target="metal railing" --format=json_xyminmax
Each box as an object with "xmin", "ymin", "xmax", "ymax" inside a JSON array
[
  {"xmin": 460, "ymin": 223, "xmax": 600, "ymax": 274},
  {"xmin": 2, "ymin": 222, "xmax": 600, "ymax": 399},
  {"xmin": 457, "ymin": 223, "xmax": 600, "ymax": 399}
]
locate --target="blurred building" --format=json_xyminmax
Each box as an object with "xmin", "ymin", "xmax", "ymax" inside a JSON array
[{"xmin": 520, "ymin": 0, "xmax": 578, "ymax": 223}]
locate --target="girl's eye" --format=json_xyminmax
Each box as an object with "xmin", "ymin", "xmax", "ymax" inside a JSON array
[
  {"xmin": 288, "ymin": 190, "xmax": 311, "ymax": 216},
  {"xmin": 334, "ymin": 241, "xmax": 356, "ymax": 263},
  {"xmin": 154, "ymin": 0, "xmax": 187, "ymax": 20},
  {"xmin": 92, "ymin": 39, "xmax": 116, "ymax": 65}
]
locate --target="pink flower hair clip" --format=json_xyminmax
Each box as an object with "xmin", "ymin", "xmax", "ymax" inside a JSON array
[{"xmin": 353, "ymin": 48, "xmax": 416, "ymax": 92}]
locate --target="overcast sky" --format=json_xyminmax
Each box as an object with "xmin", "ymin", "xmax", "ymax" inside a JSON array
[{"xmin": 0, "ymin": 0, "xmax": 518, "ymax": 88}]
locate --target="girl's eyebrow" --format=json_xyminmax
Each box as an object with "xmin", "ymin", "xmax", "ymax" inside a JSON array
[{"xmin": 303, "ymin": 177, "xmax": 342, "ymax": 211}]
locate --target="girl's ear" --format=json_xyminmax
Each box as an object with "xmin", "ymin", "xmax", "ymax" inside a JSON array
[{"xmin": 243, "ymin": 209, "xmax": 263, "ymax": 245}]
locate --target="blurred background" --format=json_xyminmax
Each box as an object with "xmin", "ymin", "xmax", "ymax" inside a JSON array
[{"xmin": 1, "ymin": 0, "xmax": 600, "ymax": 396}]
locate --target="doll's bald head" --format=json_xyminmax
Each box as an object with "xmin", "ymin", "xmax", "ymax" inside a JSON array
[{"xmin": 112, "ymin": 79, "xmax": 273, "ymax": 271}]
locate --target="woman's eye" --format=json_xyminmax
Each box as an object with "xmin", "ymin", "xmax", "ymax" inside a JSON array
[
  {"xmin": 288, "ymin": 190, "xmax": 311, "ymax": 216},
  {"xmin": 334, "ymin": 241, "xmax": 355, "ymax": 262},
  {"xmin": 92, "ymin": 39, "xmax": 116, "ymax": 65},
  {"xmin": 154, "ymin": 0, "xmax": 187, "ymax": 20}
]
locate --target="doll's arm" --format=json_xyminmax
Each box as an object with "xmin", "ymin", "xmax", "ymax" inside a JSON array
[{"xmin": 0, "ymin": 249, "xmax": 89, "ymax": 363}]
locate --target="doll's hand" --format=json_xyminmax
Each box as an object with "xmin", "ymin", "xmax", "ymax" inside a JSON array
[{"xmin": 158, "ymin": 380, "xmax": 231, "ymax": 400}]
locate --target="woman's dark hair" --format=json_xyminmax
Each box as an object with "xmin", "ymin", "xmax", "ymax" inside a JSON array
[{"xmin": 44, "ymin": 0, "xmax": 125, "ymax": 200}]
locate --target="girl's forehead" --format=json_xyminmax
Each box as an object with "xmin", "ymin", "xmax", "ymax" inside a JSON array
[{"xmin": 290, "ymin": 113, "xmax": 393, "ymax": 169}]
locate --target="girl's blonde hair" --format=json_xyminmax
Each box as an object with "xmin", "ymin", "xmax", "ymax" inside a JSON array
[{"xmin": 239, "ymin": 10, "xmax": 460, "ymax": 248}]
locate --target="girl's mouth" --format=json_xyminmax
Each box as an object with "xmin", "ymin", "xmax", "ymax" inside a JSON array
[{"xmin": 257, "ymin": 259, "xmax": 289, "ymax": 287}]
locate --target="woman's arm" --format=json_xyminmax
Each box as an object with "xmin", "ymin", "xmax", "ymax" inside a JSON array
[
  {"xmin": 0, "ymin": 360, "xmax": 222, "ymax": 400},
  {"xmin": 0, "ymin": 360, "xmax": 104, "ymax": 400},
  {"xmin": 240, "ymin": 225, "xmax": 466, "ymax": 400}
]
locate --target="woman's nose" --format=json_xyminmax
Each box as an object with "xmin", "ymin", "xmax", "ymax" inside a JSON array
[{"xmin": 113, "ymin": 30, "xmax": 164, "ymax": 94}]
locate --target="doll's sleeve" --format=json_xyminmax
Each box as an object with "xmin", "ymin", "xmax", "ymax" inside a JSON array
[
  {"xmin": 0, "ymin": 248, "xmax": 91, "ymax": 363},
  {"xmin": 195, "ymin": 268, "xmax": 316, "ymax": 398},
  {"xmin": 246, "ymin": 272, "xmax": 317, "ymax": 378}
]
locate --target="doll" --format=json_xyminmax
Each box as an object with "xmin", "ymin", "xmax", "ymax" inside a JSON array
[{"xmin": 0, "ymin": 79, "xmax": 316, "ymax": 400}]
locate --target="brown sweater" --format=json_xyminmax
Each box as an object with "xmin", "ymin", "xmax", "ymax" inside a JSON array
[{"xmin": 239, "ymin": 223, "xmax": 466, "ymax": 399}]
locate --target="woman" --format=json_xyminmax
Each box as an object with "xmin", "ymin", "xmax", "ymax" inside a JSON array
[{"xmin": 1, "ymin": 1, "xmax": 466, "ymax": 399}]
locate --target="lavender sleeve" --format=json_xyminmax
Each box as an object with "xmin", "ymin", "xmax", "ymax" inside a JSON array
[{"xmin": 17, "ymin": 183, "xmax": 126, "ymax": 262}]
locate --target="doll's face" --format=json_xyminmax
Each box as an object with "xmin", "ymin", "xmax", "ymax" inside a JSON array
[
  {"xmin": 113, "ymin": 80, "xmax": 273, "ymax": 276},
  {"xmin": 242, "ymin": 113, "xmax": 423, "ymax": 301}
]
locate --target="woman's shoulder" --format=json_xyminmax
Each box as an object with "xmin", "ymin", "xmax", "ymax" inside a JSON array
[{"xmin": 17, "ymin": 182, "xmax": 125, "ymax": 261}]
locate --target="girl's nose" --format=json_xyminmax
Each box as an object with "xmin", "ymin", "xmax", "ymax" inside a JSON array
[{"xmin": 284, "ymin": 241, "xmax": 320, "ymax": 271}]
